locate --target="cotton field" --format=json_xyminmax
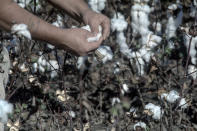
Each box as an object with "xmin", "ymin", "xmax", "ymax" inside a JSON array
[{"xmin": 0, "ymin": 0, "xmax": 196, "ymax": 130}]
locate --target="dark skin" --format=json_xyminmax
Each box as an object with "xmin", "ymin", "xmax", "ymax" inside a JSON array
[{"xmin": 0, "ymin": 0, "xmax": 110, "ymax": 56}]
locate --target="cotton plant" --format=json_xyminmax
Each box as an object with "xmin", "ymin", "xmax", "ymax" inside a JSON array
[
  {"xmin": 32, "ymin": 56, "xmax": 59, "ymax": 79},
  {"xmin": 111, "ymin": 12, "xmax": 132, "ymax": 58},
  {"xmin": 165, "ymin": 2, "xmax": 183, "ymax": 43},
  {"xmin": 131, "ymin": 0, "xmax": 151, "ymax": 38},
  {"xmin": 130, "ymin": 0, "xmax": 162, "ymax": 75},
  {"xmin": 88, "ymin": 0, "xmax": 106, "ymax": 13},
  {"xmin": 0, "ymin": 99, "xmax": 13, "ymax": 123}
]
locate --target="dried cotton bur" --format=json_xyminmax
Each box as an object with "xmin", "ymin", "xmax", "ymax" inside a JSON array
[
  {"xmin": 56, "ymin": 90, "xmax": 70, "ymax": 102},
  {"xmin": 7, "ymin": 119, "xmax": 20, "ymax": 131}
]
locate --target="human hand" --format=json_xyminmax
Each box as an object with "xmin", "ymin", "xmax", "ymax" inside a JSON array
[
  {"xmin": 57, "ymin": 28, "xmax": 103, "ymax": 56},
  {"xmin": 82, "ymin": 10, "xmax": 110, "ymax": 40}
]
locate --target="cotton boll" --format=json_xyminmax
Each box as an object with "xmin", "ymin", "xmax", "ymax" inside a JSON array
[
  {"xmin": 185, "ymin": 36, "xmax": 197, "ymax": 64},
  {"xmin": 153, "ymin": 22, "xmax": 162, "ymax": 34},
  {"xmin": 87, "ymin": 26, "xmax": 102, "ymax": 42},
  {"xmin": 48, "ymin": 60, "xmax": 59, "ymax": 70},
  {"xmin": 52, "ymin": 15, "xmax": 63, "ymax": 27},
  {"xmin": 47, "ymin": 44, "xmax": 55, "ymax": 49},
  {"xmin": 38, "ymin": 56, "xmax": 47, "ymax": 67},
  {"xmin": 165, "ymin": 16, "xmax": 177, "ymax": 39},
  {"xmin": 11, "ymin": 24, "xmax": 31, "ymax": 40},
  {"xmin": 145, "ymin": 103, "xmax": 163, "ymax": 120},
  {"xmin": 138, "ymin": 12, "xmax": 150, "ymax": 28},
  {"xmin": 161, "ymin": 90, "xmax": 180, "ymax": 103},
  {"xmin": 188, "ymin": 65, "xmax": 197, "ymax": 79},
  {"xmin": 116, "ymin": 32, "xmax": 132, "ymax": 58},
  {"xmin": 77, "ymin": 56, "xmax": 88, "ymax": 70},
  {"xmin": 0, "ymin": 99, "xmax": 13, "ymax": 123},
  {"xmin": 166, "ymin": 5, "xmax": 183, "ymax": 40},
  {"xmin": 32, "ymin": 63, "xmax": 38, "ymax": 73},
  {"xmin": 69, "ymin": 111, "xmax": 76, "ymax": 118},
  {"xmin": 111, "ymin": 13, "xmax": 128, "ymax": 32},
  {"xmin": 88, "ymin": 0, "xmax": 106, "ymax": 13},
  {"xmin": 134, "ymin": 122, "xmax": 146, "ymax": 130},
  {"xmin": 131, "ymin": 3, "xmax": 142, "ymax": 12},
  {"xmin": 38, "ymin": 65, "xmax": 45, "ymax": 73},
  {"xmin": 141, "ymin": 4, "xmax": 151, "ymax": 14},
  {"xmin": 179, "ymin": 98, "xmax": 188, "ymax": 109},
  {"xmin": 81, "ymin": 25, "xmax": 102, "ymax": 42},
  {"xmin": 112, "ymin": 97, "xmax": 120, "ymax": 106},
  {"xmin": 50, "ymin": 70, "xmax": 58, "ymax": 79},
  {"xmin": 134, "ymin": 0, "xmax": 141, "ymax": 3},
  {"xmin": 122, "ymin": 84, "xmax": 129, "ymax": 92},
  {"xmin": 168, "ymin": 4, "xmax": 178, "ymax": 10},
  {"xmin": 96, "ymin": 46, "xmax": 113, "ymax": 63}
]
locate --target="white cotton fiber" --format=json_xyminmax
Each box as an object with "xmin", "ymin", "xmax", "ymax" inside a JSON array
[
  {"xmin": 77, "ymin": 56, "xmax": 88, "ymax": 70},
  {"xmin": 185, "ymin": 36, "xmax": 197, "ymax": 64},
  {"xmin": 134, "ymin": 122, "xmax": 146, "ymax": 130},
  {"xmin": 179, "ymin": 98, "xmax": 188, "ymax": 109},
  {"xmin": 145, "ymin": 103, "xmax": 163, "ymax": 120},
  {"xmin": 0, "ymin": 99, "xmax": 13, "ymax": 123},
  {"xmin": 161, "ymin": 90, "xmax": 180, "ymax": 103},
  {"xmin": 11, "ymin": 24, "xmax": 31, "ymax": 40},
  {"xmin": 88, "ymin": 0, "xmax": 106, "ymax": 13},
  {"xmin": 52, "ymin": 15, "xmax": 63, "ymax": 28},
  {"xmin": 82, "ymin": 25, "xmax": 102, "ymax": 42},
  {"xmin": 153, "ymin": 22, "xmax": 162, "ymax": 34},
  {"xmin": 166, "ymin": 4, "xmax": 183, "ymax": 40},
  {"xmin": 111, "ymin": 13, "xmax": 128, "ymax": 32},
  {"xmin": 96, "ymin": 45, "xmax": 113, "ymax": 63},
  {"xmin": 188, "ymin": 65, "xmax": 197, "ymax": 79},
  {"xmin": 116, "ymin": 32, "xmax": 132, "ymax": 58},
  {"xmin": 168, "ymin": 4, "xmax": 178, "ymax": 10},
  {"xmin": 112, "ymin": 97, "xmax": 120, "ymax": 106}
]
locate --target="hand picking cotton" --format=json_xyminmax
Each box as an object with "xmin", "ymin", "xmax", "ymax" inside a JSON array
[
  {"xmin": 0, "ymin": 99, "xmax": 13, "ymax": 123},
  {"xmin": 82, "ymin": 25, "xmax": 102, "ymax": 42},
  {"xmin": 11, "ymin": 24, "xmax": 31, "ymax": 40},
  {"xmin": 82, "ymin": 25, "xmax": 113, "ymax": 63}
]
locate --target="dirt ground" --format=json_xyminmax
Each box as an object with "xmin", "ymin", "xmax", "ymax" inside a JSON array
[{"xmin": 1, "ymin": 0, "xmax": 197, "ymax": 131}]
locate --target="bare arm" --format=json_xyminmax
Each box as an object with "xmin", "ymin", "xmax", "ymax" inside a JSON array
[
  {"xmin": 0, "ymin": 0, "xmax": 105, "ymax": 56},
  {"xmin": 0, "ymin": 0, "xmax": 61, "ymax": 44}
]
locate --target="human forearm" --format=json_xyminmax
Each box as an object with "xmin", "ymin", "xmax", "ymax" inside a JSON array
[
  {"xmin": 0, "ymin": 0, "xmax": 62, "ymax": 44},
  {"xmin": 48, "ymin": 0, "xmax": 91, "ymax": 22}
]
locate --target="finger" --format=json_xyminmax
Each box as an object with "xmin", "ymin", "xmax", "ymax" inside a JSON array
[
  {"xmin": 101, "ymin": 18, "xmax": 110, "ymax": 40},
  {"xmin": 89, "ymin": 22, "xmax": 100, "ymax": 34},
  {"xmin": 88, "ymin": 36, "xmax": 103, "ymax": 51}
]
